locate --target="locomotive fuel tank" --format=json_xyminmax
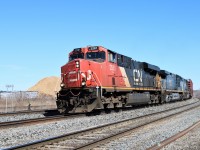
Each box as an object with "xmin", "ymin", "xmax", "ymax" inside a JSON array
[{"xmin": 126, "ymin": 93, "xmax": 150, "ymax": 105}]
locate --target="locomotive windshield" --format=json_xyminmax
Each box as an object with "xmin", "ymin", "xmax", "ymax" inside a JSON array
[
  {"xmin": 86, "ymin": 51, "xmax": 105, "ymax": 62},
  {"xmin": 69, "ymin": 53, "xmax": 84, "ymax": 61}
]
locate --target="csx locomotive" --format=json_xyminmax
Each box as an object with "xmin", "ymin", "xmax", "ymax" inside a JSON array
[{"xmin": 56, "ymin": 46, "xmax": 193, "ymax": 113}]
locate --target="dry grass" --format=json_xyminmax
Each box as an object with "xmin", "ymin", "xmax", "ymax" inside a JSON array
[
  {"xmin": 0, "ymin": 94, "xmax": 57, "ymax": 112},
  {"xmin": 0, "ymin": 76, "xmax": 61, "ymax": 112}
]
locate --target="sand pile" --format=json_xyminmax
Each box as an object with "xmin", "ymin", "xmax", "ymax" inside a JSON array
[{"xmin": 28, "ymin": 76, "xmax": 61, "ymax": 96}]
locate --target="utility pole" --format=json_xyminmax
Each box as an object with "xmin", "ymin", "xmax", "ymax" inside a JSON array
[
  {"xmin": 5, "ymin": 85, "xmax": 8, "ymax": 113},
  {"xmin": 11, "ymin": 85, "xmax": 14, "ymax": 111}
]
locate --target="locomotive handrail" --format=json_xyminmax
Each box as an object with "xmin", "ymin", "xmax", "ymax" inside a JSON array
[
  {"xmin": 70, "ymin": 90, "xmax": 81, "ymax": 97},
  {"xmin": 91, "ymin": 71, "xmax": 102, "ymax": 87}
]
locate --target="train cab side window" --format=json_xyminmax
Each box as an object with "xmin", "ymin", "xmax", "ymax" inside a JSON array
[
  {"xmin": 121, "ymin": 55, "xmax": 124, "ymax": 62},
  {"xmin": 117, "ymin": 54, "xmax": 123, "ymax": 66},
  {"xmin": 125, "ymin": 57, "xmax": 132, "ymax": 69},
  {"xmin": 108, "ymin": 52, "xmax": 116, "ymax": 63}
]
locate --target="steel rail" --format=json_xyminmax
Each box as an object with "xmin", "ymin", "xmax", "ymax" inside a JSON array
[
  {"xmin": 0, "ymin": 113, "xmax": 85, "ymax": 128},
  {"xmin": 6, "ymin": 99, "xmax": 200, "ymax": 150},
  {"xmin": 76, "ymin": 101, "xmax": 200, "ymax": 150},
  {"xmin": 0, "ymin": 109, "xmax": 57, "ymax": 116},
  {"xmin": 147, "ymin": 119, "xmax": 200, "ymax": 150},
  {"xmin": 0, "ymin": 116, "xmax": 65, "ymax": 128}
]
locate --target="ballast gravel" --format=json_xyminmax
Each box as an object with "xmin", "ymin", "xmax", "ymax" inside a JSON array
[
  {"xmin": 97, "ymin": 102, "xmax": 200, "ymax": 150},
  {"xmin": 0, "ymin": 98, "xmax": 199, "ymax": 149},
  {"xmin": 0, "ymin": 113, "xmax": 44, "ymax": 123},
  {"xmin": 162, "ymin": 123, "xmax": 200, "ymax": 150}
]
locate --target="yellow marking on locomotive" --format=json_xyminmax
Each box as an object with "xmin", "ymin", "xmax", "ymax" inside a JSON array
[
  {"xmin": 101, "ymin": 87, "xmax": 189, "ymax": 93},
  {"xmin": 102, "ymin": 86, "xmax": 160, "ymax": 91}
]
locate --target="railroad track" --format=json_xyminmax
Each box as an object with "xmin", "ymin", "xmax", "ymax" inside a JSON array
[
  {"xmin": 0, "ymin": 113, "xmax": 85, "ymax": 128},
  {"xmin": 0, "ymin": 100, "xmax": 197, "ymax": 128},
  {"xmin": 148, "ymin": 119, "xmax": 200, "ymax": 150},
  {"xmin": 0, "ymin": 109, "xmax": 58, "ymax": 117},
  {"xmin": 7, "ymin": 100, "xmax": 200, "ymax": 150}
]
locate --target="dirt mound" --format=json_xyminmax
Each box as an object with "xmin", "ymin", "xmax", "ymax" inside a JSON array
[{"xmin": 28, "ymin": 76, "xmax": 61, "ymax": 96}]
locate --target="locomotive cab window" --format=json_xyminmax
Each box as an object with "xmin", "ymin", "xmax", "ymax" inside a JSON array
[
  {"xmin": 117, "ymin": 54, "xmax": 123, "ymax": 66},
  {"xmin": 86, "ymin": 51, "xmax": 105, "ymax": 62},
  {"xmin": 108, "ymin": 51, "xmax": 116, "ymax": 63},
  {"xmin": 124, "ymin": 57, "xmax": 132, "ymax": 69},
  {"xmin": 69, "ymin": 53, "xmax": 84, "ymax": 61}
]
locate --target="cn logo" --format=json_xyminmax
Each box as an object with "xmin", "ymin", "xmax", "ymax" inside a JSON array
[{"xmin": 133, "ymin": 69, "xmax": 143, "ymax": 83}]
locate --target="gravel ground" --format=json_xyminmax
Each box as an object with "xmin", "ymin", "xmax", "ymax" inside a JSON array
[
  {"xmin": 0, "ymin": 98, "xmax": 198, "ymax": 149},
  {"xmin": 0, "ymin": 113, "xmax": 45, "ymax": 123},
  {"xmin": 163, "ymin": 124, "xmax": 200, "ymax": 150},
  {"xmin": 96, "ymin": 102, "xmax": 200, "ymax": 150}
]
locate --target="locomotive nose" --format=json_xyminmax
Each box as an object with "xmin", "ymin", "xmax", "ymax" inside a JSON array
[{"xmin": 60, "ymin": 60, "xmax": 82, "ymax": 88}]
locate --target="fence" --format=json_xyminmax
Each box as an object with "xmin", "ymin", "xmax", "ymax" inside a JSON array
[{"xmin": 0, "ymin": 91, "xmax": 57, "ymax": 113}]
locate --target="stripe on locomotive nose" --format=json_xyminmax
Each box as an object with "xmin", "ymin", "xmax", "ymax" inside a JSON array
[{"xmin": 119, "ymin": 67, "xmax": 131, "ymax": 87}]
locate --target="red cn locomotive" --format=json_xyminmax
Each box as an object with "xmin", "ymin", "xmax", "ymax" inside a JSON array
[{"xmin": 56, "ymin": 46, "xmax": 193, "ymax": 113}]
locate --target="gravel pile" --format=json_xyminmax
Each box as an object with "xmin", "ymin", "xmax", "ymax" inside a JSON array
[
  {"xmin": 0, "ymin": 98, "xmax": 199, "ymax": 149},
  {"xmin": 163, "ymin": 124, "xmax": 200, "ymax": 150},
  {"xmin": 0, "ymin": 113, "xmax": 44, "ymax": 123},
  {"xmin": 28, "ymin": 76, "xmax": 60, "ymax": 96}
]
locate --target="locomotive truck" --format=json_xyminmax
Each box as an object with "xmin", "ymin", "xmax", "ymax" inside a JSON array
[{"xmin": 56, "ymin": 46, "xmax": 193, "ymax": 113}]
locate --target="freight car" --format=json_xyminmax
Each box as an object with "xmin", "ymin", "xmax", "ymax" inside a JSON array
[{"xmin": 56, "ymin": 46, "xmax": 193, "ymax": 113}]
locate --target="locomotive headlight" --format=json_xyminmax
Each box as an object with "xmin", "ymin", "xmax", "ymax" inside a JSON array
[
  {"xmin": 75, "ymin": 61, "xmax": 80, "ymax": 68},
  {"xmin": 60, "ymin": 83, "xmax": 65, "ymax": 88},
  {"xmin": 82, "ymin": 81, "xmax": 86, "ymax": 86}
]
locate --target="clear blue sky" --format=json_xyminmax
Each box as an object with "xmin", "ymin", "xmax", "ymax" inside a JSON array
[{"xmin": 0, "ymin": 0, "xmax": 200, "ymax": 91}]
